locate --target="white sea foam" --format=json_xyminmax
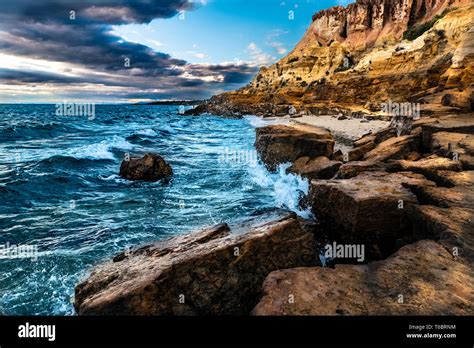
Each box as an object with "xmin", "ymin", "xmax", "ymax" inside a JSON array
[
  {"xmin": 66, "ymin": 136, "xmax": 133, "ymax": 160},
  {"xmin": 243, "ymin": 115, "xmax": 291, "ymax": 128},
  {"xmin": 135, "ymin": 128, "xmax": 158, "ymax": 137},
  {"xmin": 249, "ymin": 162, "xmax": 312, "ymax": 218}
]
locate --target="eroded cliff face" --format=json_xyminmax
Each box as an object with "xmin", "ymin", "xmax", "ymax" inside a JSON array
[{"xmin": 199, "ymin": 0, "xmax": 473, "ymax": 117}]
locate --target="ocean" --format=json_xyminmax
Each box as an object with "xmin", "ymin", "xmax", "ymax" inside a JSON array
[{"xmin": 0, "ymin": 104, "xmax": 310, "ymax": 315}]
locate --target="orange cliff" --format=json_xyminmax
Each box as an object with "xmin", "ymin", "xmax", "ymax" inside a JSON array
[{"xmin": 192, "ymin": 0, "xmax": 473, "ymax": 118}]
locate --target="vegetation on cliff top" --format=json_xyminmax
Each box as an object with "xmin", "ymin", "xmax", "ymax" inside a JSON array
[{"xmin": 403, "ymin": 7, "xmax": 455, "ymax": 41}]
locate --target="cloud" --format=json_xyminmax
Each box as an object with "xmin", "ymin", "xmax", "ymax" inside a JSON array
[
  {"xmin": 0, "ymin": 0, "xmax": 257, "ymax": 101},
  {"xmin": 247, "ymin": 43, "xmax": 276, "ymax": 67},
  {"xmin": 266, "ymin": 29, "xmax": 288, "ymax": 56}
]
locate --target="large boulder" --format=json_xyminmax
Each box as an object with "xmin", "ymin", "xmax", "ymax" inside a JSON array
[
  {"xmin": 255, "ymin": 124, "xmax": 334, "ymax": 171},
  {"xmin": 309, "ymin": 171, "xmax": 435, "ymax": 259},
  {"xmin": 287, "ymin": 156, "xmax": 341, "ymax": 180},
  {"xmin": 74, "ymin": 211, "xmax": 318, "ymax": 315},
  {"xmin": 119, "ymin": 153, "xmax": 172, "ymax": 182},
  {"xmin": 252, "ymin": 240, "xmax": 474, "ymax": 315}
]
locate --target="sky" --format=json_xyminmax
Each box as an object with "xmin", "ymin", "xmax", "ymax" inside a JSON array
[{"xmin": 0, "ymin": 0, "xmax": 353, "ymax": 103}]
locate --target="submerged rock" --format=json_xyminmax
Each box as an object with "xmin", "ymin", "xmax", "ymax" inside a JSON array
[
  {"xmin": 74, "ymin": 211, "xmax": 318, "ymax": 315},
  {"xmin": 252, "ymin": 240, "xmax": 474, "ymax": 315},
  {"xmin": 255, "ymin": 124, "xmax": 334, "ymax": 171},
  {"xmin": 119, "ymin": 153, "xmax": 172, "ymax": 182}
]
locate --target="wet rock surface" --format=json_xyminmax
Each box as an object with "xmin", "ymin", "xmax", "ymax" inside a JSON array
[
  {"xmin": 287, "ymin": 156, "xmax": 342, "ymax": 180},
  {"xmin": 255, "ymin": 124, "xmax": 334, "ymax": 171},
  {"xmin": 119, "ymin": 153, "xmax": 172, "ymax": 182},
  {"xmin": 74, "ymin": 211, "xmax": 318, "ymax": 315}
]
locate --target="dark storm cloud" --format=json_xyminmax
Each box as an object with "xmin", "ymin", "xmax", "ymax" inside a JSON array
[
  {"xmin": 0, "ymin": 0, "xmax": 193, "ymax": 25},
  {"xmin": 0, "ymin": 0, "xmax": 257, "ymax": 100}
]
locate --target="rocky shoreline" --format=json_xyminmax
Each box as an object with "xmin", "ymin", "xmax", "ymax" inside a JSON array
[
  {"xmin": 74, "ymin": 113, "xmax": 474, "ymax": 316},
  {"xmin": 73, "ymin": 0, "xmax": 473, "ymax": 316}
]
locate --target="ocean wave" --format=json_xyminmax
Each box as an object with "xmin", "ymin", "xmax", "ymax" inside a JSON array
[
  {"xmin": 65, "ymin": 136, "xmax": 133, "ymax": 160},
  {"xmin": 243, "ymin": 115, "xmax": 291, "ymax": 128},
  {"xmin": 249, "ymin": 162, "xmax": 312, "ymax": 218},
  {"xmin": 135, "ymin": 128, "xmax": 158, "ymax": 137}
]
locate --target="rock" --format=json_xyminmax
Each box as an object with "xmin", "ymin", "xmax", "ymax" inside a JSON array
[
  {"xmin": 332, "ymin": 149, "xmax": 344, "ymax": 162},
  {"xmin": 287, "ymin": 156, "xmax": 342, "ymax": 180},
  {"xmin": 119, "ymin": 153, "xmax": 172, "ymax": 182},
  {"xmin": 430, "ymin": 132, "xmax": 474, "ymax": 169},
  {"xmin": 185, "ymin": 3, "xmax": 473, "ymax": 119},
  {"xmin": 363, "ymin": 131, "xmax": 421, "ymax": 162},
  {"xmin": 353, "ymin": 133, "xmax": 375, "ymax": 148},
  {"xmin": 373, "ymin": 127, "xmax": 398, "ymax": 144},
  {"xmin": 387, "ymin": 155, "xmax": 462, "ymax": 179},
  {"xmin": 407, "ymin": 185, "xmax": 474, "ymax": 209},
  {"xmin": 183, "ymin": 104, "xmax": 208, "ymax": 116},
  {"xmin": 337, "ymin": 115, "xmax": 347, "ymax": 120},
  {"xmin": 441, "ymin": 92, "xmax": 473, "ymax": 112},
  {"xmin": 405, "ymin": 151, "xmax": 422, "ymax": 161},
  {"xmin": 337, "ymin": 160, "xmax": 387, "ymax": 179},
  {"xmin": 74, "ymin": 211, "xmax": 318, "ymax": 315},
  {"xmin": 309, "ymin": 171, "xmax": 435, "ymax": 259},
  {"xmin": 252, "ymin": 240, "xmax": 474, "ymax": 315},
  {"xmin": 347, "ymin": 141, "xmax": 376, "ymax": 161},
  {"xmin": 427, "ymin": 170, "xmax": 474, "ymax": 187},
  {"xmin": 255, "ymin": 124, "xmax": 334, "ymax": 171},
  {"xmin": 421, "ymin": 115, "xmax": 474, "ymax": 149},
  {"xmin": 408, "ymin": 205, "xmax": 474, "ymax": 264}
]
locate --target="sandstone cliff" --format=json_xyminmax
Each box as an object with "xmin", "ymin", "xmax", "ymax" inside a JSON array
[{"xmin": 192, "ymin": 0, "xmax": 473, "ymax": 117}]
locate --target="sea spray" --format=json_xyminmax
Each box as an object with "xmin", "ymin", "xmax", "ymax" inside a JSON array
[{"xmin": 249, "ymin": 162, "xmax": 312, "ymax": 218}]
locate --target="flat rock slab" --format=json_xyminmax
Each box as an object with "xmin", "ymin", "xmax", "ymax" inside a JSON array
[
  {"xmin": 408, "ymin": 205, "xmax": 474, "ymax": 264},
  {"xmin": 429, "ymin": 170, "xmax": 474, "ymax": 187},
  {"xmin": 255, "ymin": 124, "xmax": 334, "ymax": 171},
  {"xmin": 430, "ymin": 132, "xmax": 474, "ymax": 169},
  {"xmin": 252, "ymin": 240, "xmax": 474, "ymax": 315},
  {"xmin": 287, "ymin": 156, "xmax": 342, "ymax": 180},
  {"xmin": 363, "ymin": 132, "xmax": 421, "ymax": 162},
  {"xmin": 421, "ymin": 115, "xmax": 474, "ymax": 149},
  {"xmin": 309, "ymin": 171, "xmax": 435, "ymax": 259},
  {"xmin": 74, "ymin": 211, "xmax": 317, "ymax": 315},
  {"xmin": 337, "ymin": 160, "xmax": 387, "ymax": 179},
  {"xmin": 387, "ymin": 155, "xmax": 462, "ymax": 179}
]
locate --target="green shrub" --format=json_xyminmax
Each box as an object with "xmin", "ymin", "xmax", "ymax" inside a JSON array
[{"xmin": 403, "ymin": 8, "xmax": 454, "ymax": 41}]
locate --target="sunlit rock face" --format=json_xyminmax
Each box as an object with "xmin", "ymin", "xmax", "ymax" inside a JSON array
[{"xmin": 200, "ymin": 0, "xmax": 473, "ymax": 118}]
